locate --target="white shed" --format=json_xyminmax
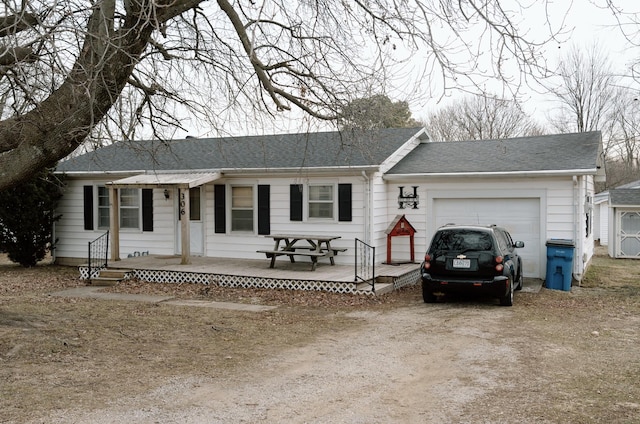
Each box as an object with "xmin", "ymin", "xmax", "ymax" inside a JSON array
[{"xmin": 607, "ymin": 184, "xmax": 640, "ymax": 258}]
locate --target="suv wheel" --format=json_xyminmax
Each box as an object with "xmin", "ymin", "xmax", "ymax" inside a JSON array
[
  {"xmin": 515, "ymin": 269, "xmax": 524, "ymax": 291},
  {"xmin": 499, "ymin": 279, "xmax": 514, "ymax": 306},
  {"xmin": 422, "ymin": 281, "xmax": 437, "ymax": 303}
]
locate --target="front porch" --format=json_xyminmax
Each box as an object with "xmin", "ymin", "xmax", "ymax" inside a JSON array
[{"xmin": 80, "ymin": 255, "xmax": 421, "ymax": 295}]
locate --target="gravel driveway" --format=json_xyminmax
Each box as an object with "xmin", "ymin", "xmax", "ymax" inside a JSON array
[{"xmin": 37, "ymin": 301, "xmax": 535, "ymax": 423}]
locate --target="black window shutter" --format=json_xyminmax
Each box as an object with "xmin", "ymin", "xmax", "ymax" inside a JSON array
[
  {"xmin": 338, "ymin": 183, "xmax": 352, "ymax": 222},
  {"xmin": 290, "ymin": 184, "xmax": 303, "ymax": 221},
  {"xmin": 142, "ymin": 189, "xmax": 153, "ymax": 231},
  {"xmin": 257, "ymin": 185, "xmax": 270, "ymax": 235},
  {"xmin": 83, "ymin": 185, "xmax": 94, "ymax": 230},
  {"xmin": 214, "ymin": 184, "xmax": 226, "ymax": 233}
]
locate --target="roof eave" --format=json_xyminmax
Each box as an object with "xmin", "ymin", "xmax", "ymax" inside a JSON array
[
  {"xmin": 383, "ymin": 169, "xmax": 599, "ymax": 181},
  {"xmin": 58, "ymin": 166, "xmax": 380, "ymax": 178}
]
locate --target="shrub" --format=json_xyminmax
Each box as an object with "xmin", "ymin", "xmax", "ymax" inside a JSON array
[{"xmin": 0, "ymin": 168, "xmax": 64, "ymax": 267}]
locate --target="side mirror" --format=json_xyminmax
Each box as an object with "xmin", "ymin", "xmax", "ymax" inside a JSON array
[{"xmin": 514, "ymin": 241, "xmax": 525, "ymax": 248}]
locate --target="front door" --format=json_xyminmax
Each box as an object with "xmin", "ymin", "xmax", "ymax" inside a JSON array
[{"xmin": 177, "ymin": 187, "xmax": 204, "ymax": 256}]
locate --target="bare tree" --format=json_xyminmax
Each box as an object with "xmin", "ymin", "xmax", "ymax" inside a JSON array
[
  {"xmin": 547, "ymin": 44, "xmax": 618, "ymax": 133},
  {"xmin": 425, "ymin": 95, "xmax": 544, "ymax": 141},
  {"xmin": 599, "ymin": 91, "xmax": 640, "ymax": 187},
  {"xmin": 0, "ymin": 1, "xmax": 560, "ymax": 191},
  {"xmin": 546, "ymin": 42, "xmax": 640, "ymax": 186}
]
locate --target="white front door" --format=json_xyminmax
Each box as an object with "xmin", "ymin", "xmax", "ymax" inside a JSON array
[{"xmin": 177, "ymin": 187, "xmax": 204, "ymax": 256}]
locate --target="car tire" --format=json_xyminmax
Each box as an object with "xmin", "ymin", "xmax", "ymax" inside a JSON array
[
  {"xmin": 515, "ymin": 268, "xmax": 524, "ymax": 291},
  {"xmin": 422, "ymin": 281, "xmax": 437, "ymax": 303},
  {"xmin": 499, "ymin": 279, "xmax": 514, "ymax": 306}
]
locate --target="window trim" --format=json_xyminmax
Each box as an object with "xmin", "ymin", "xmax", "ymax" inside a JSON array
[
  {"xmin": 229, "ymin": 184, "xmax": 255, "ymax": 233},
  {"xmin": 94, "ymin": 185, "xmax": 143, "ymax": 232},
  {"xmin": 307, "ymin": 183, "xmax": 336, "ymax": 221}
]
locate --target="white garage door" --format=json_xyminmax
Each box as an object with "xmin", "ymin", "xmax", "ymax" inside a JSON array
[{"xmin": 433, "ymin": 198, "xmax": 541, "ymax": 278}]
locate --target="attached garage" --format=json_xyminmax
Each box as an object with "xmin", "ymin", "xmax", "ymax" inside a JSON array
[
  {"xmin": 432, "ymin": 197, "xmax": 543, "ymax": 278},
  {"xmin": 383, "ymin": 131, "xmax": 606, "ymax": 284}
]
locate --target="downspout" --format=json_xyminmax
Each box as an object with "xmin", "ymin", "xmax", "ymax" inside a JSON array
[
  {"xmin": 572, "ymin": 176, "xmax": 582, "ymax": 284},
  {"xmin": 362, "ymin": 171, "xmax": 370, "ymax": 244}
]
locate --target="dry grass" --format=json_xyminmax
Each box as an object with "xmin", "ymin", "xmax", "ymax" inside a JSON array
[{"xmin": 1, "ymin": 251, "xmax": 640, "ymax": 423}]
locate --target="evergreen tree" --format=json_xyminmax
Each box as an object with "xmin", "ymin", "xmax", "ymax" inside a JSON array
[{"xmin": 0, "ymin": 169, "xmax": 64, "ymax": 267}]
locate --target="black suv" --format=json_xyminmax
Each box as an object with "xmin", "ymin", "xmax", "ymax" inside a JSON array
[{"xmin": 420, "ymin": 224, "xmax": 525, "ymax": 306}]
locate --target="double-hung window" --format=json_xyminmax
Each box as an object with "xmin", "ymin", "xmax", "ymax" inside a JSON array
[
  {"xmin": 231, "ymin": 186, "xmax": 253, "ymax": 231},
  {"xmin": 119, "ymin": 188, "xmax": 140, "ymax": 229},
  {"xmin": 97, "ymin": 186, "xmax": 110, "ymax": 229},
  {"xmin": 308, "ymin": 184, "xmax": 334, "ymax": 219},
  {"xmin": 85, "ymin": 185, "xmax": 152, "ymax": 232},
  {"xmin": 95, "ymin": 186, "xmax": 140, "ymax": 229}
]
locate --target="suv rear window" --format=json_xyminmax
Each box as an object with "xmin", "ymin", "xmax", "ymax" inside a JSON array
[{"xmin": 430, "ymin": 230, "xmax": 493, "ymax": 252}]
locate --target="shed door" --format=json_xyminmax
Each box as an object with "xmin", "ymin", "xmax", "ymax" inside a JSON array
[
  {"xmin": 433, "ymin": 198, "xmax": 541, "ymax": 278},
  {"xmin": 618, "ymin": 211, "xmax": 640, "ymax": 257}
]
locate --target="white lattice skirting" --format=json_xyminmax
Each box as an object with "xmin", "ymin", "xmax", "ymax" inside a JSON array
[{"xmin": 78, "ymin": 267, "xmax": 418, "ymax": 295}]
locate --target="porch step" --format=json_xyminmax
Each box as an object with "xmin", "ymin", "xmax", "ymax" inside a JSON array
[
  {"xmin": 355, "ymin": 281, "xmax": 394, "ymax": 295},
  {"xmin": 90, "ymin": 268, "xmax": 131, "ymax": 286}
]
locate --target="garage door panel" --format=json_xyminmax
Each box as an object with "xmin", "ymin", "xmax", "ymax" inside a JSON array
[{"xmin": 434, "ymin": 198, "xmax": 541, "ymax": 278}]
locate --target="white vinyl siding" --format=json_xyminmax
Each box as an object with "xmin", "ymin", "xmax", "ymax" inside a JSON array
[
  {"xmin": 203, "ymin": 176, "xmax": 361, "ymax": 265},
  {"xmin": 53, "ymin": 179, "xmax": 176, "ymax": 263},
  {"xmin": 384, "ymin": 177, "xmax": 582, "ymax": 279}
]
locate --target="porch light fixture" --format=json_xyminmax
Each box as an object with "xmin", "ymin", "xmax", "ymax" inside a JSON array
[
  {"xmin": 398, "ymin": 186, "xmax": 419, "ymax": 209},
  {"xmin": 164, "ymin": 189, "xmax": 170, "ymax": 200}
]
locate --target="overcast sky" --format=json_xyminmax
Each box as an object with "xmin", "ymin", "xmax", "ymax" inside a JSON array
[
  {"xmin": 407, "ymin": 0, "xmax": 640, "ymax": 123},
  {"xmin": 171, "ymin": 1, "xmax": 640, "ymax": 139}
]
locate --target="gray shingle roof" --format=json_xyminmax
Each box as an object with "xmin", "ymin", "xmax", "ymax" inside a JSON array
[
  {"xmin": 56, "ymin": 128, "xmax": 423, "ymax": 173},
  {"xmin": 610, "ymin": 188, "xmax": 640, "ymax": 206},
  {"xmin": 617, "ymin": 180, "xmax": 640, "ymax": 189},
  {"xmin": 386, "ymin": 131, "xmax": 602, "ymax": 175}
]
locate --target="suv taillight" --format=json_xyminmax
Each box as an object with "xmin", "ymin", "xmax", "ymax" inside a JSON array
[
  {"xmin": 495, "ymin": 256, "xmax": 504, "ymax": 272},
  {"xmin": 423, "ymin": 253, "xmax": 431, "ymax": 269}
]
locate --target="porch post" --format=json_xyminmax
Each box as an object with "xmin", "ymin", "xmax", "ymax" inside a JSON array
[
  {"xmin": 109, "ymin": 186, "xmax": 120, "ymax": 261},
  {"xmin": 179, "ymin": 186, "xmax": 191, "ymax": 264}
]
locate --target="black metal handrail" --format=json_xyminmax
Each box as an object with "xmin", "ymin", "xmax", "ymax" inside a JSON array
[
  {"xmin": 87, "ymin": 231, "xmax": 109, "ymax": 281},
  {"xmin": 355, "ymin": 238, "xmax": 375, "ymax": 293}
]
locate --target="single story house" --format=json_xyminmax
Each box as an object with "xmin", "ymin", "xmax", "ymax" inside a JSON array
[{"xmin": 54, "ymin": 128, "xmax": 605, "ymax": 283}]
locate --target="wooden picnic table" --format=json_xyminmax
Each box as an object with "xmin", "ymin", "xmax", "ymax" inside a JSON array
[{"xmin": 256, "ymin": 234, "xmax": 346, "ymax": 270}]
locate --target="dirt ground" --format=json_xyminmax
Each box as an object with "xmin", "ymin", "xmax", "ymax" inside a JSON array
[{"xmin": 1, "ymin": 251, "xmax": 639, "ymax": 423}]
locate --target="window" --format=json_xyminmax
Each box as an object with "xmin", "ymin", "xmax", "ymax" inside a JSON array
[
  {"xmin": 231, "ymin": 186, "xmax": 253, "ymax": 231},
  {"xmin": 178, "ymin": 188, "xmax": 201, "ymax": 221},
  {"xmin": 119, "ymin": 188, "xmax": 140, "ymax": 229},
  {"xmin": 585, "ymin": 195, "xmax": 593, "ymax": 237},
  {"xmin": 97, "ymin": 186, "xmax": 110, "ymax": 228},
  {"xmin": 84, "ymin": 186, "xmax": 152, "ymax": 231},
  {"xmin": 189, "ymin": 188, "xmax": 201, "ymax": 221},
  {"xmin": 308, "ymin": 184, "xmax": 334, "ymax": 219}
]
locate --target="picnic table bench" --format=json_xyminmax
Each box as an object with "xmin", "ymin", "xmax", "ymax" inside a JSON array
[{"xmin": 257, "ymin": 234, "xmax": 345, "ymax": 271}]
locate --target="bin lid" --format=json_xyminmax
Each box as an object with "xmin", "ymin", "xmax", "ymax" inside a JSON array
[{"xmin": 546, "ymin": 238, "xmax": 575, "ymax": 247}]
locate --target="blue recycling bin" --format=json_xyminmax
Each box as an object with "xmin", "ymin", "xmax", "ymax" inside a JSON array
[{"xmin": 545, "ymin": 239, "xmax": 575, "ymax": 291}]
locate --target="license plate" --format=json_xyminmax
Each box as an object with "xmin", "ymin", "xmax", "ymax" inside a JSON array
[{"xmin": 453, "ymin": 259, "xmax": 471, "ymax": 268}]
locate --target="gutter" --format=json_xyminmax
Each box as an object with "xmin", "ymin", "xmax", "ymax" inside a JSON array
[
  {"xmin": 361, "ymin": 171, "xmax": 371, "ymax": 244},
  {"xmin": 58, "ymin": 166, "xmax": 380, "ymax": 178},
  {"xmin": 383, "ymin": 169, "xmax": 599, "ymax": 180},
  {"xmin": 572, "ymin": 176, "xmax": 581, "ymax": 283}
]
